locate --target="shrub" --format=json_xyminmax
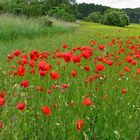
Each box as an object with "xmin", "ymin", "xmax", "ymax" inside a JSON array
[
  {"xmin": 39, "ymin": 16, "xmax": 53, "ymax": 26},
  {"xmin": 84, "ymin": 12, "xmax": 102, "ymax": 23},
  {"xmin": 48, "ymin": 7, "xmax": 76, "ymax": 22},
  {"xmin": 101, "ymin": 9, "xmax": 129, "ymax": 27}
]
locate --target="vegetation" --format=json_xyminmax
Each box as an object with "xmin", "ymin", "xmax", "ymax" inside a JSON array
[
  {"xmin": 0, "ymin": 1, "xmax": 140, "ymax": 24},
  {"xmin": 48, "ymin": 7, "xmax": 76, "ymax": 22},
  {"xmin": 101, "ymin": 9, "xmax": 130, "ymax": 27},
  {"xmin": 0, "ymin": 14, "xmax": 76, "ymax": 41},
  {"xmin": 0, "ymin": 0, "xmax": 140, "ymax": 139},
  {"xmin": 84, "ymin": 12, "xmax": 102, "ymax": 23},
  {"xmin": 0, "ymin": 14, "xmax": 140, "ymax": 139}
]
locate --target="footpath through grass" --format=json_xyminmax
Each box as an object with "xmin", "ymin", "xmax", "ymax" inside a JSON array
[{"xmin": 0, "ymin": 15, "xmax": 140, "ymax": 140}]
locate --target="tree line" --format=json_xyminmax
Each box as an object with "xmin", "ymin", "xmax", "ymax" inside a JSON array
[{"xmin": 0, "ymin": 0, "xmax": 140, "ymax": 24}]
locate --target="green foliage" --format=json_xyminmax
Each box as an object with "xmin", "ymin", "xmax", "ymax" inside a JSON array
[
  {"xmin": 101, "ymin": 9, "xmax": 130, "ymax": 27},
  {"xmin": 72, "ymin": 3, "xmax": 109, "ymax": 19},
  {"xmin": 84, "ymin": 12, "xmax": 102, "ymax": 23},
  {"xmin": 124, "ymin": 8, "xmax": 140, "ymax": 23},
  {"xmin": 39, "ymin": 16, "xmax": 53, "ymax": 26},
  {"xmin": 48, "ymin": 7, "xmax": 76, "ymax": 22}
]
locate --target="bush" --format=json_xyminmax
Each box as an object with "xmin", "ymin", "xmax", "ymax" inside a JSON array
[
  {"xmin": 48, "ymin": 7, "xmax": 76, "ymax": 22},
  {"xmin": 84, "ymin": 12, "xmax": 102, "ymax": 23},
  {"xmin": 101, "ymin": 9, "xmax": 129, "ymax": 27},
  {"xmin": 39, "ymin": 16, "xmax": 53, "ymax": 26}
]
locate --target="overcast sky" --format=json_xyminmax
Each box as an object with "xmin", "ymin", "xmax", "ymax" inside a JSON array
[{"xmin": 76, "ymin": 0, "xmax": 140, "ymax": 8}]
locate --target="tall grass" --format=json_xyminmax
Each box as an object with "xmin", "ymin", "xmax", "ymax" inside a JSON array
[{"xmin": 0, "ymin": 14, "xmax": 76, "ymax": 41}]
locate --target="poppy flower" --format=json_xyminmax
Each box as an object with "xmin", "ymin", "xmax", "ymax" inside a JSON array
[
  {"xmin": 0, "ymin": 97, "xmax": 5, "ymax": 107},
  {"xmin": 96, "ymin": 64, "xmax": 105, "ymax": 71},
  {"xmin": 122, "ymin": 88, "xmax": 127, "ymax": 95},
  {"xmin": 124, "ymin": 66, "xmax": 130, "ymax": 72},
  {"xmin": 29, "ymin": 61, "xmax": 35, "ymax": 68},
  {"xmin": 8, "ymin": 54, "xmax": 14, "ymax": 60},
  {"xmin": 18, "ymin": 65, "xmax": 26, "ymax": 77},
  {"xmin": 125, "ymin": 56, "xmax": 133, "ymax": 63},
  {"xmin": 99, "ymin": 45, "xmax": 105, "ymax": 51},
  {"xmin": 106, "ymin": 60, "xmax": 113, "ymax": 66},
  {"xmin": 21, "ymin": 80, "xmax": 29, "ymax": 88},
  {"xmin": 40, "ymin": 71, "xmax": 46, "ymax": 76},
  {"xmin": 70, "ymin": 101, "xmax": 74, "ymax": 107},
  {"xmin": 131, "ymin": 60, "xmax": 137, "ymax": 66},
  {"xmin": 72, "ymin": 55, "xmax": 81, "ymax": 63},
  {"xmin": 0, "ymin": 121, "xmax": 2, "ymax": 128},
  {"xmin": 61, "ymin": 84, "xmax": 69, "ymax": 89},
  {"xmin": 50, "ymin": 71, "xmax": 60, "ymax": 81},
  {"xmin": 71, "ymin": 70, "xmax": 77, "ymax": 78},
  {"xmin": 63, "ymin": 44, "xmax": 68, "ymax": 49},
  {"xmin": 30, "ymin": 50, "xmax": 39, "ymax": 61},
  {"xmin": 17, "ymin": 103, "xmax": 26, "ymax": 110},
  {"xmin": 136, "ymin": 68, "xmax": 140, "ymax": 74},
  {"xmin": 0, "ymin": 91, "xmax": 6, "ymax": 98},
  {"xmin": 13, "ymin": 49, "xmax": 20, "ymax": 56},
  {"xmin": 82, "ymin": 50, "xmax": 91, "ymax": 59},
  {"xmin": 84, "ymin": 66, "xmax": 90, "ymax": 72},
  {"xmin": 76, "ymin": 119, "xmax": 84, "ymax": 131},
  {"xmin": 38, "ymin": 61, "xmax": 50, "ymax": 71},
  {"xmin": 42, "ymin": 106, "xmax": 52, "ymax": 116},
  {"xmin": 63, "ymin": 52, "xmax": 72, "ymax": 63},
  {"xmin": 83, "ymin": 98, "xmax": 92, "ymax": 106}
]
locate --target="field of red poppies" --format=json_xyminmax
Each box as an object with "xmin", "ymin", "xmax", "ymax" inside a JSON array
[{"xmin": 0, "ymin": 17, "xmax": 140, "ymax": 139}]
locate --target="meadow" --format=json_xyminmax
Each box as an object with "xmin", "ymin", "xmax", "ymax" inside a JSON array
[{"xmin": 0, "ymin": 14, "xmax": 140, "ymax": 140}]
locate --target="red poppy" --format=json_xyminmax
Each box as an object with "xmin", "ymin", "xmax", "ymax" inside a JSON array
[
  {"xmin": 18, "ymin": 65, "xmax": 26, "ymax": 77},
  {"xmin": 42, "ymin": 106, "xmax": 52, "ymax": 116},
  {"xmin": 21, "ymin": 80, "xmax": 29, "ymax": 88},
  {"xmin": 63, "ymin": 44, "xmax": 68, "ymax": 49},
  {"xmin": 125, "ymin": 56, "xmax": 133, "ymax": 63},
  {"xmin": 136, "ymin": 68, "xmax": 140, "ymax": 74},
  {"xmin": 38, "ymin": 61, "xmax": 50, "ymax": 71},
  {"xmin": 0, "ymin": 91, "xmax": 6, "ymax": 98},
  {"xmin": 17, "ymin": 103, "xmax": 26, "ymax": 110},
  {"xmin": 61, "ymin": 84, "xmax": 69, "ymax": 89},
  {"xmin": 76, "ymin": 119, "xmax": 84, "ymax": 131},
  {"xmin": 40, "ymin": 71, "xmax": 46, "ymax": 76},
  {"xmin": 96, "ymin": 64, "xmax": 105, "ymax": 71},
  {"xmin": 0, "ymin": 121, "xmax": 2, "ymax": 128},
  {"xmin": 84, "ymin": 66, "xmax": 90, "ymax": 72},
  {"xmin": 47, "ymin": 89, "xmax": 52, "ymax": 94},
  {"xmin": 29, "ymin": 61, "xmax": 35, "ymax": 68},
  {"xmin": 13, "ymin": 49, "xmax": 20, "ymax": 56},
  {"xmin": 106, "ymin": 60, "xmax": 113, "ymax": 66},
  {"xmin": 63, "ymin": 52, "xmax": 72, "ymax": 63},
  {"xmin": 83, "ymin": 98, "xmax": 92, "ymax": 106},
  {"xmin": 71, "ymin": 70, "xmax": 77, "ymax": 78},
  {"xmin": 30, "ymin": 50, "xmax": 39, "ymax": 61},
  {"xmin": 124, "ymin": 66, "xmax": 130, "ymax": 72},
  {"xmin": 70, "ymin": 101, "xmax": 74, "ymax": 107},
  {"xmin": 99, "ymin": 45, "xmax": 105, "ymax": 51},
  {"xmin": 0, "ymin": 97, "xmax": 5, "ymax": 107},
  {"xmin": 72, "ymin": 55, "xmax": 81, "ymax": 63},
  {"xmin": 50, "ymin": 71, "xmax": 60, "ymax": 80},
  {"xmin": 131, "ymin": 60, "xmax": 137, "ymax": 66},
  {"xmin": 122, "ymin": 88, "xmax": 127, "ymax": 95}
]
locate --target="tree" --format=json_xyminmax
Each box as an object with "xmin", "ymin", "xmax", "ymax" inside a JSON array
[
  {"xmin": 84, "ymin": 11, "xmax": 102, "ymax": 23},
  {"xmin": 101, "ymin": 9, "xmax": 129, "ymax": 27}
]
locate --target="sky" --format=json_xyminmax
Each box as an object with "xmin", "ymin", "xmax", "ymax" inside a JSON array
[{"xmin": 76, "ymin": 0, "xmax": 140, "ymax": 8}]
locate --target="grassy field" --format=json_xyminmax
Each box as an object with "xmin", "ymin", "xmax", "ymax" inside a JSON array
[{"xmin": 0, "ymin": 15, "xmax": 140, "ymax": 140}]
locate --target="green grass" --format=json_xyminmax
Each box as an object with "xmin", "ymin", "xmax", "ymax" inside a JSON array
[
  {"xmin": 0, "ymin": 14, "xmax": 76, "ymax": 41},
  {"xmin": 0, "ymin": 15, "xmax": 140, "ymax": 140}
]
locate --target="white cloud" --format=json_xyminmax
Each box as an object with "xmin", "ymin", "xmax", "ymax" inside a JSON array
[{"xmin": 76, "ymin": 0, "xmax": 140, "ymax": 8}]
